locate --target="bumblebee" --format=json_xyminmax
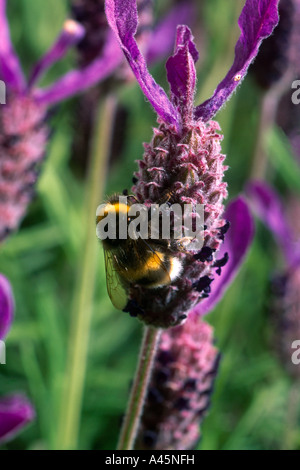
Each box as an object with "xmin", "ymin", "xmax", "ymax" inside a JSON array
[{"xmin": 96, "ymin": 194, "xmax": 183, "ymax": 310}]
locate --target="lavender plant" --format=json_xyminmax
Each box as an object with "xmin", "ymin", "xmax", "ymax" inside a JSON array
[
  {"xmin": 105, "ymin": 0, "xmax": 279, "ymax": 327},
  {"xmin": 103, "ymin": 0, "xmax": 280, "ymax": 450},
  {"xmin": 0, "ymin": 0, "xmax": 286, "ymax": 451}
]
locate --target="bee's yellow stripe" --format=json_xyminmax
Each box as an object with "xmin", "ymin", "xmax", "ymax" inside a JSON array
[
  {"xmin": 110, "ymin": 203, "xmax": 130, "ymax": 215},
  {"xmin": 118, "ymin": 252, "xmax": 165, "ymax": 280},
  {"xmin": 96, "ymin": 202, "xmax": 129, "ymax": 224},
  {"xmin": 144, "ymin": 252, "xmax": 165, "ymax": 271}
]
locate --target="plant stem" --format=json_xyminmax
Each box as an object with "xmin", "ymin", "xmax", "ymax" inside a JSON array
[
  {"xmin": 282, "ymin": 380, "xmax": 300, "ymax": 450},
  {"xmin": 117, "ymin": 326, "xmax": 162, "ymax": 450},
  {"xmin": 56, "ymin": 94, "xmax": 117, "ymax": 450}
]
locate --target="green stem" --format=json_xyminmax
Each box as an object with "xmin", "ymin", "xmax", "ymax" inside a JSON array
[
  {"xmin": 117, "ymin": 326, "xmax": 162, "ymax": 450},
  {"xmin": 56, "ymin": 94, "xmax": 117, "ymax": 450},
  {"xmin": 282, "ymin": 380, "xmax": 300, "ymax": 450}
]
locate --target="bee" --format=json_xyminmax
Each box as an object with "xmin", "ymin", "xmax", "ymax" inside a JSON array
[{"xmin": 96, "ymin": 194, "xmax": 183, "ymax": 310}]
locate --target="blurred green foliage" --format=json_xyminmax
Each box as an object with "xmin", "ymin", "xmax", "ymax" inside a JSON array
[{"xmin": 1, "ymin": 0, "xmax": 300, "ymax": 450}]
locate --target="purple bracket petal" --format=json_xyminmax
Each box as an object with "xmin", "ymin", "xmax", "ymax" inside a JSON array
[
  {"xmin": 0, "ymin": 274, "xmax": 14, "ymax": 340},
  {"xmin": 166, "ymin": 26, "xmax": 198, "ymax": 121},
  {"xmin": 28, "ymin": 19, "xmax": 85, "ymax": 89},
  {"xmin": 246, "ymin": 181, "xmax": 300, "ymax": 268},
  {"xmin": 0, "ymin": 0, "xmax": 26, "ymax": 91},
  {"xmin": 194, "ymin": 197, "xmax": 254, "ymax": 316},
  {"xmin": 147, "ymin": 1, "xmax": 196, "ymax": 65},
  {"xmin": 194, "ymin": 0, "xmax": 280, "ymax": 122},
  {"xmin": 0, "ymin": 395, "xmax": 35, "ymax": 444},
  {"xmin": 105, "ymin": 0, "xmax": 181, "ymax": 131},
  {"xmin": 33, "ymin": 31, "xmax": 122, "ymax": 106}
]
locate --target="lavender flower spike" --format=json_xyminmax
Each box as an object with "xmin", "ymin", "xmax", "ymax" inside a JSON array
[
  {"xmin": 136, "ymin": 316, "xmax": 220, "ymax": 450},
  {"xmin": 104, "ymin": 0, "xmax": 275, "ymax": 327},
  {"xmin": 0, "ymin": 273, "xmax": 14, "ymax": 339},
  {"xmin": 0, "ymin": 395, "xmax": 35, "ymax": 445}
]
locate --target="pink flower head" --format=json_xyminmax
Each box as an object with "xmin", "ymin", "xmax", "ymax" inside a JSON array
[
  {"xmin": 104, "ymin": 0, "xmax": 271, "ymax": 327},
  {"xmin": 136, "ymin": 316, "xmax": 220, "ymax": 450}
]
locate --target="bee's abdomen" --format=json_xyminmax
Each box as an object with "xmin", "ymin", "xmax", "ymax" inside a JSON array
[{"xmin": 118, "ymin": 250, "xmax": 182, "ymax": 288}]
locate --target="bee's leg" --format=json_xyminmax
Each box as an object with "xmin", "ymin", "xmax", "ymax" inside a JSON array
[
  {"xmin": 171, "ymin": 236, "xmax": 198, "ymax": 253},
  {"xmin": 156, "ymin": 189, "xmax": 177, "ymax": 205}
]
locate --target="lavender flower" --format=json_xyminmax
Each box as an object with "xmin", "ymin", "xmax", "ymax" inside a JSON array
[
  {"xmin": 0, "ymin": 274, "xmax": 35, "ymax": 444},
  {"xmin": 136, "ymin": 198, "xmax": 254, "ymax": 450},
  {"xmin": 247, "ymin": 181, "xmax": 300, "ymax": 378},
  {"xmin": 0, "ymin": 0, "xmax": 126, "ymax": 241},
  {"xmin": 135, "ymin": 316, "xmax": 220, "ymax": 450},
  {"xmin": 104, "ymin": 0, "xmax": 279, "ymax": 328}
]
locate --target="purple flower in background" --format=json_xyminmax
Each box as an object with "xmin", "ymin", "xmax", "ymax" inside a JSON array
[
  {"xmin": 136, "ymin": 198, "xmax": 254, "ymax": 450},
  {"xmin": 0, "ymin": 395, "xmax": 35, "ymax": 445},
  {"xmin": 0, "ymin": 0, "xmax": 125, "ymax": 241},
  {"xmin": 247, "ymin": 181, "xmax": 300, "ymax": 378},
  {"xmin": 72, "ymin": 0, "xmax": 196, "ymax": 71},
  {"xmin": 0, "ymin": 275, "xmax": 35, "ymax": 444},
  {"xmin": 247, "ymin": 181, "xmax": 300, "ymax": 268},
  {"xmin": 251, "ymin": 0, "xmax": 298, "ymax": 90},
  {"xmin": 104, "ymin": 0, "xmax": 279, "ymax": 328},
  {"xmin": 0, "ymin": 273, "xmax": 13, "ymax": 339}
]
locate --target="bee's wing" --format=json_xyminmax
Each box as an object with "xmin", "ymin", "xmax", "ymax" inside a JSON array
[{"xmin": 103, "ymin": 249, "xmax": 128, "ymax": 310}]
